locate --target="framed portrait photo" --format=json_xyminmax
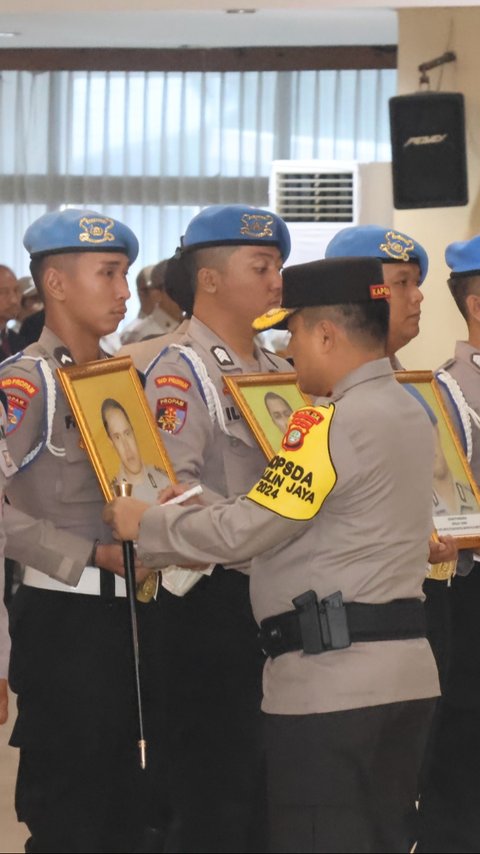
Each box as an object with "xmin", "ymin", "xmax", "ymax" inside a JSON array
[
  {"xmin": 223, "ymin": 371, "xmax": 311, "ymax": 459},
  {"xmin": 57, "ymin": 355, "xmax": 176, "ymax": 502},
  {"xmin": 396, "ymin": 370, "xmax": 480, "ymax": 550}
]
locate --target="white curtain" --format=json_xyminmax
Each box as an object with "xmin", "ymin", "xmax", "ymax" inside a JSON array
[{"xmin": 0, "ymin": 67, "xmax": 396, "ymax": 321}]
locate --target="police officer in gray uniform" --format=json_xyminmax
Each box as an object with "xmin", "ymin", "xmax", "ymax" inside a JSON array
[
  {"xmin": 326, "ymin": 225, "xmax": 458, "ymax": 683},
  {"xmin": 106, "ymin": 256, "xmax": 440, "ymax": 854},
  {"xmin": 417, "ymin": 235, "xmax": 480, "ymax": 852},
  {"xmin": 0, "ymin": 209, "xmax": 160, "ymax": 854},
  {"xmin": 0, "ymin": 389, "xmax": 17, "ymax": 725},
  {"xmin": 143, "ymin": 204, "xmax": 292, "ymax": 853}
]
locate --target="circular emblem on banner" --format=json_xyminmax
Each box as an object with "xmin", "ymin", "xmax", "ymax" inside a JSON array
[{"xmin": 284, "ymin": 427, "xmax": 303, "ymax": 449}]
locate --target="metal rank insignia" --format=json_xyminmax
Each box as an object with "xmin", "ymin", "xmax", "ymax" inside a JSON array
[{"xmin": 136, "ymin": 570, "xmax": 159, "ymax": 603}]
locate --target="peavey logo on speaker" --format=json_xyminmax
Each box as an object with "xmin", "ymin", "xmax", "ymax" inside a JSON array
[{"xmin": 404, "ymin": 133, "xmax": 448, "ymax": 148}]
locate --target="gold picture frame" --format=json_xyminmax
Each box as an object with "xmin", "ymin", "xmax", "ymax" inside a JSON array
[
  {"xmin": 396, "ymin": 370, "xmax": 480, "ymax": 550},
  {"xmin": 223, "ymin": 371, "xmax": 312, "ymax": 459},
  {"xmin": 57, "ymin": 355, "xmax": 176, "ymax": 501}
]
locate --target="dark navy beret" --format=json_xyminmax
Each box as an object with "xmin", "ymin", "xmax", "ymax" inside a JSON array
[
  {"xmin": 24, "ymin": 208, "xmax": 139, "ymax": 264},
  {"xmin": 253, "ymin": 256, "xmax": 386, "ymax": 331},
  {"xmin": 325, "ymin": 225, "xmax": 428, "ymax": 284},
  {"xmin": 181, "ymin": 204, "xmax": 291, "ymax": 261},
  {"xmin": 445, "ymin": 236, "xmax": 480, "ymax": 277}
]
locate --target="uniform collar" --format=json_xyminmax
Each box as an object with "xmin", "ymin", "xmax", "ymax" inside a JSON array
[
  {"xmin": 331, "ymin": 357, "xmax": 393, "ymax": 400},
  {"xmin": 188, "ymin": 315, "xmax": 272, "ymax": 373},
  {"xmin": 390, "ymin": 354, "xmax": 404, "ymax": 371},
  {"xmin": 454, "ymin": 340, "xmax": 480, "ymax": 371},
  {"xmin": 38, "ymin": 327, "xmax": 75, "ymax": 365},
  {"xmin": 39, "ymin": 326, "xmax": 108, "ymax": 367}
]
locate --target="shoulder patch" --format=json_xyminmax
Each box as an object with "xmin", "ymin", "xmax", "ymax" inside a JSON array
[
  {"xmin": 0, "ymin": 376, "xmax": 40, "ymax": 434},
  {"xmin": 247, "ymin": 404, "xmax": 337, "ymax": 521},
  {"xmin": 0, "ymin": 376, "xmax": 39, "ymax": 398},
  {"xmin": 156, "ymin": 397, "xmax": 188, "ymax": 434},
  {"xmin": 154, "ymin": 375, "xmax": 191, "ymax": 392}
]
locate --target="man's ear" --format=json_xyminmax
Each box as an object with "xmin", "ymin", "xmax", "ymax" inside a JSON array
[
  {"xmin": 316, "ymin": 318, "xmax": 336, "ymax": 352},
  {"xmin": 42, "ymin": 265, "xmax": 67, "ymax": 302},
  {"xmin": 196, "ymin": 266, "xmax": 218, "ymax": 295},
  {"xmin": 466, "ymin": 292, "xmax": 480, "ymax": 323}
]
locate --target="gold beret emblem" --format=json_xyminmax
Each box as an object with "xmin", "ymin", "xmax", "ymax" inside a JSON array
[
  {"xmin": 379, "ymin": 230, "xmax": 415, "ymax": 263},
  {"xmin": 240, "ymin": 213, "xmax": 274, "ymax": 239},
  {"xmin": 79, "ymin": 216, "xmax": 116, "ymax": 245}
]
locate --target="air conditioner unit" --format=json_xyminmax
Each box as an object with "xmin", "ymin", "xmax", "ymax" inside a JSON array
[{"xmin": 269, "ymin": 160, "xmax": 393, "ymax": 266}]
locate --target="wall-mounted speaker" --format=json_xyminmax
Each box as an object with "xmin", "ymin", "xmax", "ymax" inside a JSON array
[{"xmin": 389, "ymin": 92, "xmax": 468, "ymax": 209}]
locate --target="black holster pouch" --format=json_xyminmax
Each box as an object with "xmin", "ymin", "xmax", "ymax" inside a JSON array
[{"xmin": 292, "ymin": 590, "xmax": 350, "ymax": 654}]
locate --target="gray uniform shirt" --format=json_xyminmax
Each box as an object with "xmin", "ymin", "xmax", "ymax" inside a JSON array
[
  {"xmin": 137, "ymin": 358, "xmax": 440, "ymax": 714},
  {"xmin": 0, "ymin": 328, "xmax": 113, "ymax": 585},
  {"xmin": 120, "ymin": 305, "xmax": 180, "ymax": 345}
]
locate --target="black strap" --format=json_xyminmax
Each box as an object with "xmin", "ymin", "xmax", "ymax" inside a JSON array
[{"xmin": 259, "ymin": 596, "xmax": 426, "ymax": 659}]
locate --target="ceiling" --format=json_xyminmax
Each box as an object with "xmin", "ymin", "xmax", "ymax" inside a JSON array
[{"xmin": 0, "ymin": 1, "xmax": 475, "ymax": 50}]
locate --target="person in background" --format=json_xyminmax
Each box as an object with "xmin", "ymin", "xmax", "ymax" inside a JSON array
[
  {"xmin": 325, "ymin": 225, "xmax": 457, "ymax": 674},
  {"xmin": 117, "ymin": 265, "xmax": 154, "ymax": 344},
  {"xmin": 120, "ymin": 261, "xmax": 182, "ymax": 345},
  {"xmin": 0, "ymin": 266, "xmax": 21, "ymax": 361},
  {"xmin": 118, "ymin": 255, "xmax": 191, "ymax": 372},
  {"xmin": 15, "ymin": 277, "xmax": 43, "ymax": 329},
  {"xmin": 417, "ymin": 234, "xmax": 480, "ymax": 853}
]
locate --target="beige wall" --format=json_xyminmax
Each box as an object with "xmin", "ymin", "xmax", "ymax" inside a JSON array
[{"xmin": 396, "ymin": 6, "xmax": 480, "ymax": 370}]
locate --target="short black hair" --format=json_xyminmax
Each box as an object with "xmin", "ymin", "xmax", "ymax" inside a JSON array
[{"xmin": 302, "ymin": 300, "xmax": 390, "ymax": 347}]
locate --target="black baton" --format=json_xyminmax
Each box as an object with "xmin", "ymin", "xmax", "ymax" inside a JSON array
[{"xmin": 114, "ymin": 482, "xmax": 147, "ymax": 770}]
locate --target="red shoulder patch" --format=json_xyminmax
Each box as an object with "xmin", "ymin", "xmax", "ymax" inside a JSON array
[
  {"xmin": 156, "ymin": 397, "xmax": 188, "ymax": 434},
  {"xmin": 155, "ymin": 375, "xmax": 191, "ymax": 392},
  {"xmin": 0, "ymin": 377, "xmax": 39, "ymax": 434}
]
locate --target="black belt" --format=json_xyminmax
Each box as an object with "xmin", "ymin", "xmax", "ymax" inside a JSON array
[{"xmin": 258, "ymin": 590, "xmax": 426, "ymax": 659}]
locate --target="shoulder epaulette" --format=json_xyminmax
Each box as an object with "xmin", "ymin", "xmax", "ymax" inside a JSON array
[
  {"xmin": 0, "ymin": 351, "xmax": 65, "ymax": 469},
  {"xmin": 146, "ymin": 343, "xmax": 233, "ymax": 434}
]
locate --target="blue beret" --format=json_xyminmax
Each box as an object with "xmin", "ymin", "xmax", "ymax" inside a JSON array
[
  {"xmin": 445, "ymin": 236, "xmax": 480, "ymax": 277},
  {"xmin": 24, "ymin": 208, "xmax": 139, "ymax": 265},
  {"xmin": 325, "ymin": 225, "xmax": 428, "ymax": 284},
  {"xmin": 181, "ymin": 204, "xmax": 291, "ymax": 261}
]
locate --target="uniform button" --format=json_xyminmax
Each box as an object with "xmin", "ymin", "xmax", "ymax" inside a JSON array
[
  {"xmin": 230, "ymin": 437, "xmax": 239, "ymax": 447},
  {"xmin": 143, "ymin": 553, "xmax": 153, "ymax": 561}
]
